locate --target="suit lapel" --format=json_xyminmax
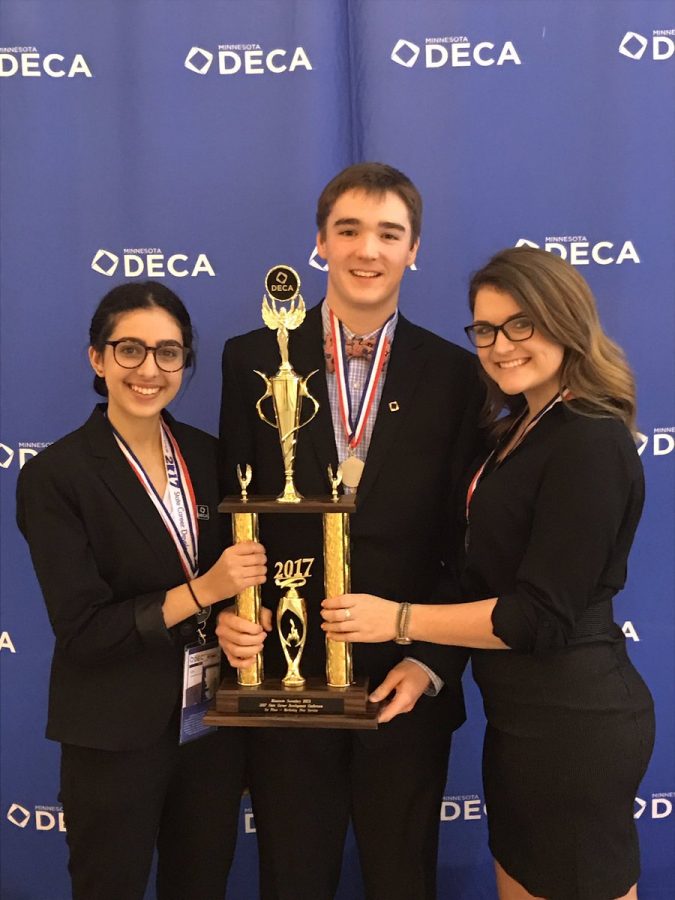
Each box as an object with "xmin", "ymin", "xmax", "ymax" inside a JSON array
[
  {"xmin": 355, "ymin": 315, "xmax": 426, "ymax": 508},
  {"xmin": 83, "ymin": 407, "xmax": 186, "ymax": 581}
]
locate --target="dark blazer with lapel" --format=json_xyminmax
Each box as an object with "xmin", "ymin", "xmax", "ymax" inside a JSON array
[
  {"xmin": 16, "ymin": 405, "xmax": 226, "ymax": 751},
  {"xmin": 220, "ymin": 303, "xmax": 484, "ymax": 732}
]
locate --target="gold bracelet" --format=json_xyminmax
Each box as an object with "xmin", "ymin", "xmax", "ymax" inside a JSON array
[{"xmin": 394, "ymin": 601, "xmax": 413, "ymax": 645}]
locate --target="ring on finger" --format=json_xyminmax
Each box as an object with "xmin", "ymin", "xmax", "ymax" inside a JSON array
[{"xmin": 343, "ymin": 608, "xmax": 351, "ymax": 621}]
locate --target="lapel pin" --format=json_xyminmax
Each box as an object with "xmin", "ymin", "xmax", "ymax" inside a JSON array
[{"xmin": 389, "ymin": 401, "xmax": 400, "ymax": 412}]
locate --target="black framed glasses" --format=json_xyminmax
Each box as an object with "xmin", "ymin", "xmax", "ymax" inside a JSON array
[
  {"xmin": 464, "ymin": 314, "xmax": 535, "ymax": 348},
  {"xmin": 105, "ymin": 339, "xmax": 191, "ymax": 372}
]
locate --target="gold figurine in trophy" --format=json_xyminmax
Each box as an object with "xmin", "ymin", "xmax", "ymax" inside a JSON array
[
  {"xmin": 275, "ymin": 573, "xmax": 308, "ymax": 688},
  {"xmin": 254, "ymin": 266, "xmax": 319, "ymax": 503}
]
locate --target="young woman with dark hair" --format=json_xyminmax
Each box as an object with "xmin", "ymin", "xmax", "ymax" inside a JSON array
[{"xmin": 17, "ymin": 280, "xmax": 266, "ymax": 900}]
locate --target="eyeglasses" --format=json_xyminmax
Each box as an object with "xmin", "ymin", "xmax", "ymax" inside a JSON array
[
  {"xmin": 105, "ymin": 340, "xmax": 191, "ymax": 372},
  {"xmin": 464, "ymin": 314, "xmax": 535, "ymax": 348}
]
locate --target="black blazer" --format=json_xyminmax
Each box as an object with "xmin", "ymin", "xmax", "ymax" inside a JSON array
[
  {"xmin": 16, "ymin": 405, "xmax": 226, "ymax": 751},
  {"xmin": 220, "ymin": 303, "xmax": 484, "ymax": 731}
]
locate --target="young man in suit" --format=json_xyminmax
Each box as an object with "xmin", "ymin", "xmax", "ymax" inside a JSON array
[{"xmin": 217, "ymin": 163, "xmax": 483, "ymax": 899}]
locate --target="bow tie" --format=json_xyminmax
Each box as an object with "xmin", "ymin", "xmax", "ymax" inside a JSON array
[{"xmin": 324, "ymin": 332, "xmax": 391, "ymax": 374}]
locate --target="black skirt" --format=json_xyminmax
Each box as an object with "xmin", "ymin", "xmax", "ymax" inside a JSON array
[{"xmin": 472, "ymin": 640, "xmax": 655, "ymax": 900}]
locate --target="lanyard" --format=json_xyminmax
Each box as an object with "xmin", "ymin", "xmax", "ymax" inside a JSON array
[
  {"xmin": 329, "ymin": 307, "xmax": 393, "ymax": 452},
  {"xmin": 112, "ymin": 418, "xmax": 199, "ymax": 580},
  {"xmin": 465, "ymin": 391, "xmax": 565, "ymax": 522}
]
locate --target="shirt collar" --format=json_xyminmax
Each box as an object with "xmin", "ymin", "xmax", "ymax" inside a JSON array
[{"xmin": 321, "ymin": 299, "xmax": 399, "ymax": 342}]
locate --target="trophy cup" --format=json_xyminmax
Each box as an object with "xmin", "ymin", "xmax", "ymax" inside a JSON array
[
  {"xmin": 254, "ymin": 266, "xmax": 318, "ymax": 504},
  {"xmin": 204, "ymin": 266, "xmax": 378, "ymax": 729}
]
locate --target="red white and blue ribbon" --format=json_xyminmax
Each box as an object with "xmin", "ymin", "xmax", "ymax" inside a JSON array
[
  {"xmin": 329, "ymin": 307, "xmax": 393, "ymax": 451},
  {"xmin": 111, "ymin": 417, "xmax": 199, "ymax": 579}
]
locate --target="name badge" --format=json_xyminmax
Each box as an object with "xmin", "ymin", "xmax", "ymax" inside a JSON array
[{"xmin": 179, "ymin": 639, "xmax": 220, "ymax": 744}]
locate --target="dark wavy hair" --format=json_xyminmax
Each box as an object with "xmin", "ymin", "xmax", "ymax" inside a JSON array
[
  {"xmin": 316, "ymin": 162, "xmax": 422, "ymax": 247},
  {"xmin": 89, "ymin": 281, "xmax": 194, "ymax": 397},
  {"xmin": 468, "ymin": 246, "xmax": 637, "ymax": 435}
]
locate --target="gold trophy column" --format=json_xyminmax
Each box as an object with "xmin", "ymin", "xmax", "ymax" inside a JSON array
[
  {"xmin": 232, "ymin": 509, "xmax": 264, "ymax": 687},
  {"xmin": 323, "ymin": 511, "xmax": 353, "ymax": 688}
]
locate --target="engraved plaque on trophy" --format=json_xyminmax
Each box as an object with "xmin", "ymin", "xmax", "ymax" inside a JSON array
[{"xmin": 204, "ymin": 266, "xmax": 378, "ymax": 729}]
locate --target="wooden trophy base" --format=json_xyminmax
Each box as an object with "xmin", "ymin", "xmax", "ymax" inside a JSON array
[{"xmin": 204, "ymin": 676, "xmax": 379, "ymax": 730}]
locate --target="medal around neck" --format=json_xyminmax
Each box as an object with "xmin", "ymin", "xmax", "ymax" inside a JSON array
[
  {"xmin": 255, "ymin": 265, "xmax": 319, "ymax": 503},
  {"xmin": 341, "ymin": 455, "xmax": 364, "ymax": 490}
]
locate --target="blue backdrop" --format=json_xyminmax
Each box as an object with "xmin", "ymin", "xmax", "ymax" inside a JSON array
[{"xmin": 1, "ymin": 2, "xmax": 673, "ymax": 897}]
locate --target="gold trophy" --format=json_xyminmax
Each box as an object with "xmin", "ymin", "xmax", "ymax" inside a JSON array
[
  {"xmin": 254, "ymin": 266, "xmax": 319, "ymax": 503},
  {"xmin": 205, "ymin": 266, "xmax": 378, "ymax": 729}
]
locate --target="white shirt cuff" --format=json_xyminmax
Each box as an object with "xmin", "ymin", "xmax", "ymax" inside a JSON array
[{"xmin": 404, "ymin": 657, "xmax": 444, "ymax": 696}]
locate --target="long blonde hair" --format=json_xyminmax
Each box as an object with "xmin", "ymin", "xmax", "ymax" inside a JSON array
[{"xmin": 469, "ymin": 247, "xmax": 637, "ymax": 435}]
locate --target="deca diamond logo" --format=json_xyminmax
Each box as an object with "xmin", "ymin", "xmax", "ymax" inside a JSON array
[
  {"xmin": 185, "ymin": 47, "xmax": 214, "ymax": 74},
  {"xmin": 184, "ymin": 44, "xmax": 312, "ymax": 76},
  {"xmin": 390, "ymin": 40, "xmax": 421, "ymax": 68},
  {"xmin": 619, "ymin": 32, "xmax": 649, "ymax": 59},
  {"xmin": 91, "ymin": 249, "xmax": 216, "ymax": 278},
  {"xmin": 514, "ymin": 237, "xmax": 639, "ymax": 266},
  {"xmin": 7, "ymin": 804, "xmax": 30, "ymax": 828},
  {"xmin": 91, "ymin": 249, "xmax": 120, "ymax": 276},
  {"xmin": 390, "ymin": 37, "xmax": 521, "ymax": 69},
  {"xmin": 618, "ymin": 31, "xmax": 674, "ymax": 61}
]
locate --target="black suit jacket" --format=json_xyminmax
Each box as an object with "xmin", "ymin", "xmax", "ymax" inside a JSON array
[
  {"xmin": 220, "ymin": 304, "xmax": 484, "ymax": 732},
  {"xmin": 16, "ymin": 405, "xmax": 226, "ymax": 751}
]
